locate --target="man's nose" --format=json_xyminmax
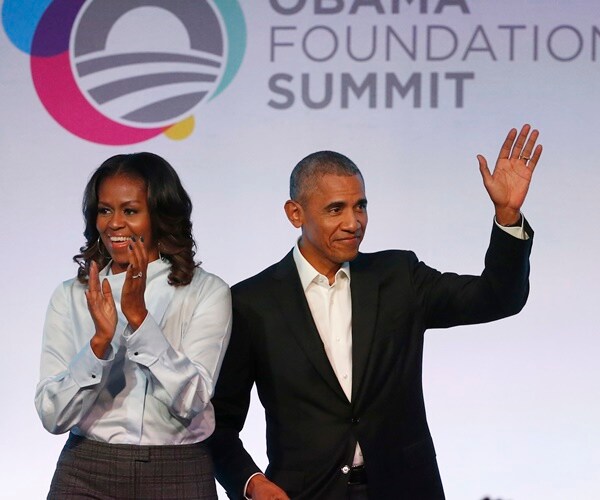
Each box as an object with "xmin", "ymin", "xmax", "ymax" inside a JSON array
[{"xmin": 341, "ymin": 211, "xmax": 360, "ymax": 231}]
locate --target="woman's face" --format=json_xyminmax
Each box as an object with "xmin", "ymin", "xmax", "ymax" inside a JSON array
[{"xmin": 96, "ymin": 174, "xmax": 159, "ymax": 274}]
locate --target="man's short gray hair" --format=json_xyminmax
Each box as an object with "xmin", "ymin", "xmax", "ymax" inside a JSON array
[{"xmin": 289, "ymin": 151, "xmax": 363, "ymax": 203}]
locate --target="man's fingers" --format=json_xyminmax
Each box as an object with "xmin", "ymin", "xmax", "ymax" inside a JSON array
[
  {"xmin": 477, "ymin": 154, "xmax": 492, "ymax": 185},
  {"xmin": 498, "ymin": 128, "xmax": 517, "ymax": 160},
  {"xmin": 528, "ymin": 144, "xmax": 543, "ymax": 172},
  {"xmin": 519, "ymin": 128, "xmax": 539, "ymax": 160},
  {"xmin": 509, "ymin": 124, "xmax": 531, "ymax": 159}
]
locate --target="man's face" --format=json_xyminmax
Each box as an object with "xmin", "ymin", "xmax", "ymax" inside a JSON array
[{"xmin": 292, "ymin": 173, "xmax": 367, "ymax": 280}]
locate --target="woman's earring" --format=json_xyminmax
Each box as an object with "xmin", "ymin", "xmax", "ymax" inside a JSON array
[{"xmin": 96, "ymin": 238, "xmax": 106, "ymax": 258}]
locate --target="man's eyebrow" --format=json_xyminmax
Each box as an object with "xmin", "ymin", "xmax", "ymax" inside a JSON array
[{"xmin": 324, "ymin": 201, "xmax": 346, "ymax": 210}]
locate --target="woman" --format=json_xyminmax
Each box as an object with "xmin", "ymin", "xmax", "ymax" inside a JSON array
[{"xmin": 35, "ymin": 152, "xmax": 231, "ymax": 499}]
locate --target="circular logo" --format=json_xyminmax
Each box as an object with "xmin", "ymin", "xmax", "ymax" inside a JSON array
[{"xmin": 2, "ymin": 0, "xmax": 246, "ymax": 145}]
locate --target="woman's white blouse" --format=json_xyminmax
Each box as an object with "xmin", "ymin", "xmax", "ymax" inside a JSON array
[{"xmin": 35, "ymin": 259, "xmax": 232, "ymax": 445}]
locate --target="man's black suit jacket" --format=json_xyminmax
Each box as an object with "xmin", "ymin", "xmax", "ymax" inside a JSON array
[{"xmin": 208, "ymin": 222, "xmax": 533, "ymax": 499}]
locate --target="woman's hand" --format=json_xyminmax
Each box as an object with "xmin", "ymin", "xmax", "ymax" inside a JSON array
[
  {"xmin": 121, "ymin": 235, "xmax": 150, "ymax": 330},
  {"xmin": 86, "ymin": 260, "xmax": 117, "ymax": 358}
]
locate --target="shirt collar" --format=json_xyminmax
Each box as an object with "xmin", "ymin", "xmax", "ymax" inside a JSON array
[{"xmin": 293, "ymin": 240, "xmax": 350, "ymax": 291}]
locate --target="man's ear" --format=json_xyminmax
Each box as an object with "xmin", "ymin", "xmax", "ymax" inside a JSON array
[{"xmin": 284, "ymin": 199, "xmax": 303, "ymax": 228}]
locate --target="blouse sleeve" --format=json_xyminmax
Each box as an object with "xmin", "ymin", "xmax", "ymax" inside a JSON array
[
  {"xmin": 35, "ymin": 282, "xmax": 115, "ymax": 434},
  {"xmin": 123, "ymin": 273, "xmax": 232, "ymax": 422}
]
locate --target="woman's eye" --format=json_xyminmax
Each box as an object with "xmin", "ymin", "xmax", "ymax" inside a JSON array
[
  {"xmin": 97, "ymin": 207, "xmax": 110, "ymax": 215},
  {"xmin": 124, "ymin": 209, "xmax": 137, "ymax": 215}
]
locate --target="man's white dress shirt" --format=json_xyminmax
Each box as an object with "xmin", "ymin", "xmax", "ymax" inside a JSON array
[
  {"xmin": 291, "ymin": 218, "xmax": 527, "ymax": 467},
  {"xmin": 243, "ymin": 216, "xmax": 528, "ymax": 495}
]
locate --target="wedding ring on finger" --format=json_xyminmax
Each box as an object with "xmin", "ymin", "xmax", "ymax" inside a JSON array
[
  {"xmin": 132, "ymin": 272, "xmax": 143, "ymax": 279},
  {"xmin": 519, "ymin": 155, "xmax": 530, "ymax": 161}
]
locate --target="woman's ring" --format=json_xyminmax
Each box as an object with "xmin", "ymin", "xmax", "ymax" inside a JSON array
[{"xmin": 132, "ymin": 272, "xmax": 143, "ymax": 279}]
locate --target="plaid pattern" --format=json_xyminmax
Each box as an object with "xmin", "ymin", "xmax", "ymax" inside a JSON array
[{"xmin": 47, "ymin": 434, "xmax": 217, "ymax": 499}]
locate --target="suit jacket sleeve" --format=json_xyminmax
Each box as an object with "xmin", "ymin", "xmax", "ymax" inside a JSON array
[
  {"xmin": 207, "ymin": 290, "xmax": 261, "ymax": 499},
  {"xmin": 414, "ymin": 219, "xmax": 533, "ymax": 329}
]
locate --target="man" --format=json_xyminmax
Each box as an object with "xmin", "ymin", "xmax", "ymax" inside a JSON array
[{"xmin": 208, "ymin": 125, "xmax": 542, "ymax": 499}]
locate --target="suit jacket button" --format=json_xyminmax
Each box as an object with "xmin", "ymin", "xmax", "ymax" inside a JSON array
[
  {"xmin": 341, "ymin": 465, "xmax": 350, "ymax": 474},
  {"xmin": 351, "ymin": 417, "xmax": 360, "ymax": 424}
]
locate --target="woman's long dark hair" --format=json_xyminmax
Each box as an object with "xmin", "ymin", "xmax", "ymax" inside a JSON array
[{"xmin": 74, "ymin": 152, "xmax": 198, "ymax": 286}]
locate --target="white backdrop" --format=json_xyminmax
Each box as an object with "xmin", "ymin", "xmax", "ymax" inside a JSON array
[{"xmin": 1, "ymin": 1, "xmax": 599, "ymax": 499}]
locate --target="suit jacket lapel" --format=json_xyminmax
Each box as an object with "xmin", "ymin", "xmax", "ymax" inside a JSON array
[
  {"xmin": 273, "ymin": 251, "xmax": 348, "ymax": 402},
  {"xmin": 350, "ymin": 253, "xmax": 379, "ymax": 403}
]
